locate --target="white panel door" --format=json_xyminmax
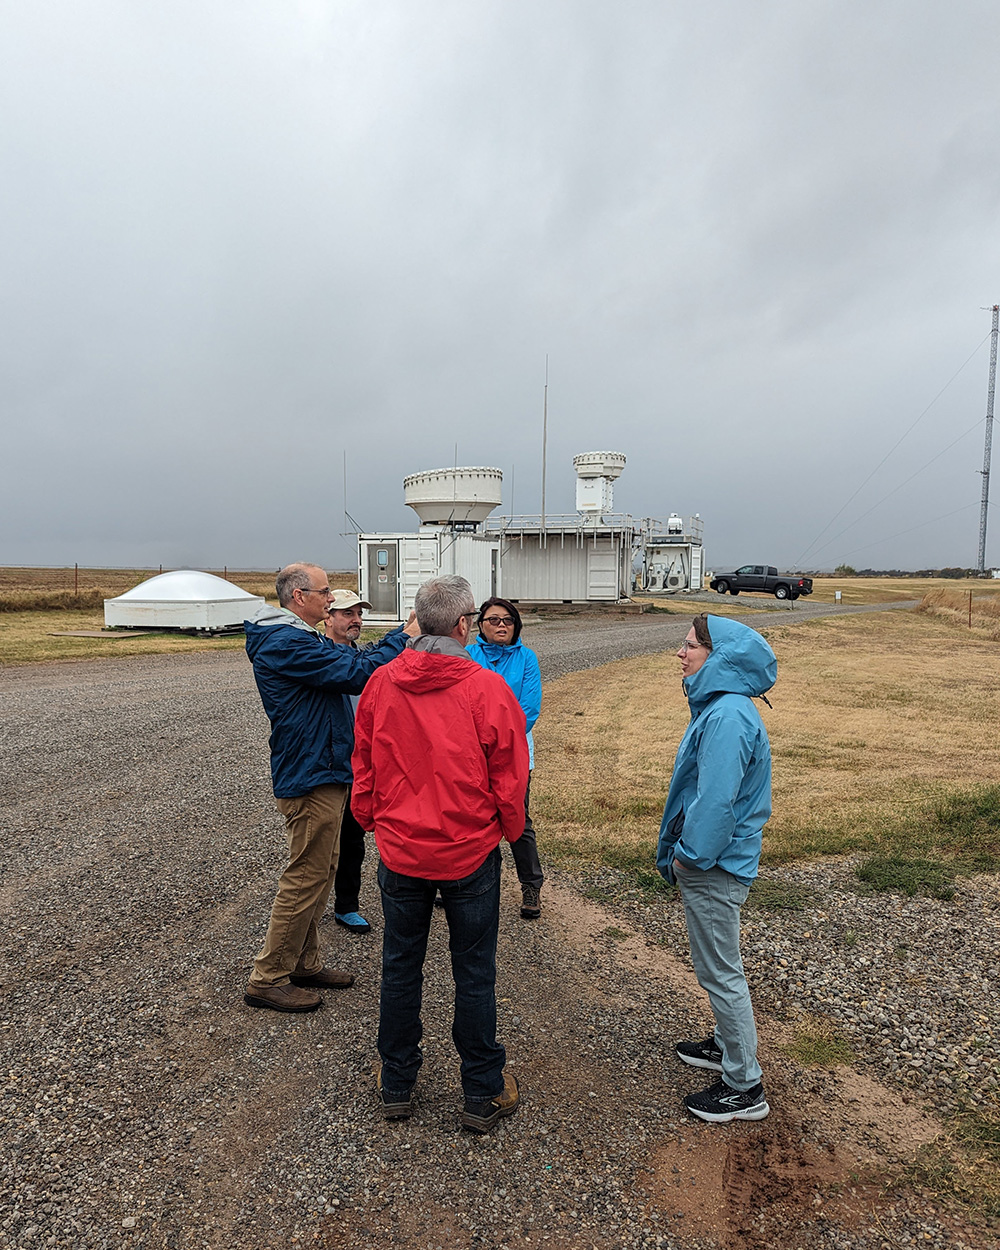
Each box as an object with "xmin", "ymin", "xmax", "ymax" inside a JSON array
[{"xmin": 586, "ymin": 549, "xmax": 618, "ymax": 600}]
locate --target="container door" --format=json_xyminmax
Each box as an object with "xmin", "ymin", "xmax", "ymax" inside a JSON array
[
  {"xmin": 691, "ymin": 545, "xmax": 703, "ymax": 590},
  {"xmin": 366, "ymin": 542, "xmax": 399, "ymax": 615},
  {"xmin": 586, "ymin": 548, "xmax": 618, "ymax": 600}
]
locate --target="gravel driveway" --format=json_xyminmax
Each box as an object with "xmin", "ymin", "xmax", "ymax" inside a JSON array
[{"xmin": 2, "ymin": 604, "xmax": 995, "ymax": 1250}]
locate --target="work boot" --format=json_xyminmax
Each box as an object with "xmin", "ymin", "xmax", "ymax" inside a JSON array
[
  {"xmin": 375, "ymin": 1062, "xmax": 413, "ymax": 1120},
  {"xmin": 243, "ymin": 982, "xmax": 322, "ymax": 1013},
  {"xmin": 461, "ymin": 1071, "xmax": 520, "ymax": 1134},
  {"xmin": 520, "ymin": 884, "xmax": 541, "ymax": 920}
]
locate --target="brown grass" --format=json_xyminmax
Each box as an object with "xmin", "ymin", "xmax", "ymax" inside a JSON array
[
  {"xmin": 533, "ymin": 607, "xmax": 1000, "ymax": 868},
  {"xmin": 808, "ymin": 575, "xmax": 1000, "ymax": 604},
  {"xmin": 0, "ymin": 566, "xmax": 356, "ymax": 612},
  {"xmin": 915, "ymin": 587, "xmax": 1000, "ymax": 638},
  {"xmin": 0, "ymin": 567, "xmax": 357, "ymax": 664}
]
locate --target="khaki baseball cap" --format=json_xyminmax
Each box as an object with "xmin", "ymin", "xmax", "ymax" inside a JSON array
[{"xmin": 328, "ymin": 589, "xmax": 373, "ymax": 611}]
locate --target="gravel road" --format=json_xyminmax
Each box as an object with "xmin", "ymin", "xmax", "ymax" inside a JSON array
[{"xmin": 2, "ymin": 604, "xmax": 995, "ymax": 1250}]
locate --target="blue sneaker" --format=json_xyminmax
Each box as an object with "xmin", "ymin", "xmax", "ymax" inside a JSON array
[{"xmin": 335, "ymin": 911, "xmax": 371, "ymax": 934}]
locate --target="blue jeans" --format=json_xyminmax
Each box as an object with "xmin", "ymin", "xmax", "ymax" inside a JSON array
[
  {"xmin": 377, "ymin": 847, "xmax": 506, "ymax": 1102},
  {"xmin": 674, "ymin": 863, "xmax": 762, "ymax": 1090}
]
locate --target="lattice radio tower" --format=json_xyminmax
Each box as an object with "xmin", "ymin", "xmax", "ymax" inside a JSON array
[{"xmin": 978, "ymin": 305, "xmax": 999, "ymax": 573}]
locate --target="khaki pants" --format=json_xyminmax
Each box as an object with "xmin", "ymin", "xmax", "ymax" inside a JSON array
[{"xmin": 249, "ymin": 783, "xmax": 348, "ymax": 988}]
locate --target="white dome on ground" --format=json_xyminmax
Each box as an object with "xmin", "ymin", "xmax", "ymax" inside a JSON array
[
  {"xmin": 104, "ymin": 570, "xmax": 266, "ymax": 631},
  {"xmin": 111, "ymin": 570, "xmax": 262, "ymax": 602}
]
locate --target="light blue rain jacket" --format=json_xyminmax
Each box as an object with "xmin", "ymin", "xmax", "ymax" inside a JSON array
[
  {"xmin": 656, "ymin": 616, "xmax": 776, "ymax": 886},
  {"xmin": 466, "ymin": 637, "xmax": 542, "ymax": 769}
]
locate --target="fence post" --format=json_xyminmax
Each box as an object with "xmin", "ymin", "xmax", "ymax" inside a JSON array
[
  {"xmin": 74, "ymin": 563, "xmax": 78, "ymax": 594},
  {"xmin": 969, "ymin": 589, "xmax": 973, "ymax": 629}
]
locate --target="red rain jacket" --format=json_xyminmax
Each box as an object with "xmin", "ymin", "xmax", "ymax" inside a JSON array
[{"xmin": 351, "ymin": 647, "xmax": 529, "ymax": 880}]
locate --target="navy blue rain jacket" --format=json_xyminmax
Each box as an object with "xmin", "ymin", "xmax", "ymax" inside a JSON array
[
  {"xmin": 245, "ymin": 605, "xmax": 407, "ymax": 798},
  {"xmin": 656, "ymin": 616, "xmax": 776, "ymax": 885}
]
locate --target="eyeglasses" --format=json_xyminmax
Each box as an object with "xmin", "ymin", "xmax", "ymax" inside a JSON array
[
  {"xmin": 483, "ymin": 615, "xmax": 515, "ymax": 626},
  {"xmin": 301, "ymin": 586, "xmax": 332, "ymax": 597},
  {"xmin": 679, "ymin": 640, "xmax": 706, "ymax": 653},
  {"xmin": 454, "ymin": 611, "xmax": 477, "ymax": 627}
]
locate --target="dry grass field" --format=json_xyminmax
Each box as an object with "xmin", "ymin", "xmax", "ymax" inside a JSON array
[
  {"xmin": 533, "ymin": 606, "xmax": 1000, "ymax": 885},
  {"xmin": 809, "ymin": 575, "xmax": 1000, "ymax": 604},
  {"xmin": 0, "ymin": 567, "xmax": 357, "ymax": 664}
]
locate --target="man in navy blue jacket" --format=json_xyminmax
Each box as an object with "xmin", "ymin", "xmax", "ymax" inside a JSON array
[{"xmin": 243, "ymin": 563, "xmax": 416, "ymax": 1013}]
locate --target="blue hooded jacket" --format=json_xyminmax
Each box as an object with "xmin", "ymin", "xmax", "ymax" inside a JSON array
[
  {"xmin": 245, "ymin": 605, "xmax": 407, "ymax": 798},
  {"xmin": 466, "ymin": 637, "xmax": 542, "ymax": 768},
  {"xmin": 656, "ymin": 616, "xmax": 776, "ymax": 886}
]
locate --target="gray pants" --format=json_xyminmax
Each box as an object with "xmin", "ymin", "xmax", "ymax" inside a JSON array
[{"xmin": 675, "ymin": 863, "xmax": 762, "ymax": 1090}]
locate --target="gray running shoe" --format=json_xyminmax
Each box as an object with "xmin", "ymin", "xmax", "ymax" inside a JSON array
[
  {"xmin": 683, "ymin": 1079, "xmax": 769, "ymax": 1123},
  {"xmin": 675, "ymin": 1035, "xmax": 724, "ymax": 1072}
]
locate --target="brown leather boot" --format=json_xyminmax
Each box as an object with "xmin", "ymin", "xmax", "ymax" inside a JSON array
[
  {"xmin": 289, "ymin": 967, "xmax": 355, "ymax": 989},
  {"xmin": 244, "ymin": 982, "xmax": 322, "ymax": 1013}
]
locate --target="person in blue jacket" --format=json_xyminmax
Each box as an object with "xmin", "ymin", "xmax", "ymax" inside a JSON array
[
  {"xmin": 657, "ymin": 613, "xmax": 776, "ymax": 1124},
  {"xmin": 243, "ymin": 563, "xmax": 417, "ymax": 1013},
  {"xmin": 467, "ymin": 597, "xmax": 544, "ymax": 919}
]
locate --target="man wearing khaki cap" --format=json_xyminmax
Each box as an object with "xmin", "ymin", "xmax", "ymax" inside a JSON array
[{"xmin": 324, "ymin": 589, "xmax": 382, "ymax": 934}]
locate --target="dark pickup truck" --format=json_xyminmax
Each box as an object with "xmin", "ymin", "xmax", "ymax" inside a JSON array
[{"xmin": 709, "ymin": 565, "xmax": 813, "ymax": 600}]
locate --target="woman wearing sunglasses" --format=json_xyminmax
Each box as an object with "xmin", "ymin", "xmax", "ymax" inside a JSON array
[{"xmin": 467, "ymin": 597, "xmax": 544, "ymax": 919}]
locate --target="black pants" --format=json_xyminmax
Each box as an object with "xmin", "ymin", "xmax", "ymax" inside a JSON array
[
  {"xmin": 509, "ymin": 774, "xmax": 543, "ymax": 890},
  {"xmin": 333, "ymin": 795, "xmax": 366, "ymax": 914}
]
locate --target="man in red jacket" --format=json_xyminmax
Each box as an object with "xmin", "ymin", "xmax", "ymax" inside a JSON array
[{"xmin": 352, "ymin": 574, "xmax": 529, "ymax": 1133}]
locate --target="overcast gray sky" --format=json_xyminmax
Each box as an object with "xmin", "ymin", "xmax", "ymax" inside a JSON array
[{"xmin": 3, "ymin": 1, "xmax": 1000, "ymax": 572}]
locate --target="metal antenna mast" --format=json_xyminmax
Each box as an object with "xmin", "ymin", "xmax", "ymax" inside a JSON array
[
  {"xmin": 540, "ymin": 356, "xmax": 548, "ymax": 533},
  {"xmin": 978, "ymin": 304, "xmax": 999, "ymax": 573}
]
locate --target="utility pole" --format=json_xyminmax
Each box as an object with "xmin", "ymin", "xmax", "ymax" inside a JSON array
[
  {"xmin": 540, "ymin": 355, "xmax": 549, "ymax": 534},
  {"xmin": 978, "ymin": 304, "xmax": 998, "ymax": 573}
]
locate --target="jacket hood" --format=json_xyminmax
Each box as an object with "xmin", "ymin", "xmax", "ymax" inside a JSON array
[
  {"xmin": 244, "ymin": 604, "xmax": 320, "ymax": 660},
  {"xmin": 683, "ymin": 616, "xmax": 776, "ymax": 708},
  {"xmin": 470, "ymin": 637, "xmax": 525, "ymax": 661},
  {"xmin": 246, "ymin": 603, "xmax": 317, "ymax": 630},
  {"xmin": 388, "ymin": 646, "xmax": 480, "ymax": 693}
]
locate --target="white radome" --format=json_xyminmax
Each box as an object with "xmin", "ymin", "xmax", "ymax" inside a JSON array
[
  {"xmin": 104, "ymin": 570, "xmax": 265, "ymax": 631},
  {"xmin": 402, "ymin": 466, "xmax": 503, "ymax": 526}
]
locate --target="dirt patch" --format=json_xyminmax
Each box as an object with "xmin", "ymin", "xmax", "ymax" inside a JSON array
[
  {"xmin": 545, "ymin": 877, "xmax": 945, "ymax": 1247},
  {"xmin": 640, "ymin": 1121, "xmax": 887, "ymax": 1248}
]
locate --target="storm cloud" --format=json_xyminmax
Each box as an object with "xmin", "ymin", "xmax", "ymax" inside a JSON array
[{"xmin": 2, "ymin": 1, "xmax": 999, "ymax": 571}]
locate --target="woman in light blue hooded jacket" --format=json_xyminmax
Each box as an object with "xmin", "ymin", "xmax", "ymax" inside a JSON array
[
  {"xmin": 657, "ymin": 613, "xmax": 776, "ymax": 1125},
  {"xmin": 467, "ymin": 597, "xmax": 544, "ymax": 920}
]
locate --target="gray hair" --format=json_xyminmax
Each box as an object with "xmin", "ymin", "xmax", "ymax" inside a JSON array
[
  {"xmin": 414, "ymin": 575, "xmax": 475, "ymax": 637},
  {"xmin": 275, "ymin": 563, "xmax": 323, "ymax": 607}
]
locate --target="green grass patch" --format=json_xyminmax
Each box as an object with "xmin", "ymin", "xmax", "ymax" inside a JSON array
[
  {"xmin": 852, "ymin": 782, "xmax": 1000, "ymax": 898},
  {"xmin": 783, "ymin": 1023, "xmax": 854, "ymax": 1068},
  {"xmin": 907, "ymin": 1098, "xmax": 1000, "ymax": 1216},
  {"xmin": 855, "ymin": 856, "xmax": 956, "ymax": 900},
  {"xmin": 746, "ymin": 879, "xmax": 817, "ymax": 912},
  {"xmin": 931, "ymin": 785, "xmax": 1000, "ymax": 870}
]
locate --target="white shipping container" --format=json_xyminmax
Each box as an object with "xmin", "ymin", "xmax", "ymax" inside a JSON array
[{"xmin": 358, "ymin": 531, "xmax": 501, "ymax": 623}]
